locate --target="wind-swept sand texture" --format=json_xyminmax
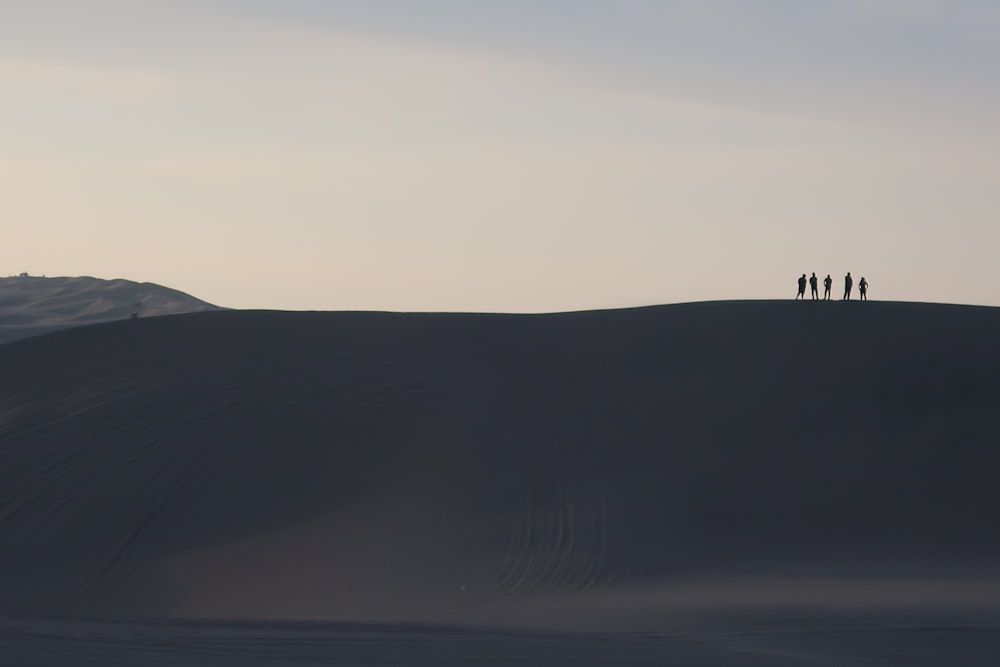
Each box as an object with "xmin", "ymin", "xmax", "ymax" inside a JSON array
[
  {"xmin": 1, "ymin": 301, "xmax": 999, "ymax": 664},
  {"xmin": 0, "ymin": 275, "xmax": 221, "ymax": 344}
]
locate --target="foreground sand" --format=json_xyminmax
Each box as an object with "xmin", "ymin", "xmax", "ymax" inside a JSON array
[
  {"xmin": 1, "ymin": 301, "xmax": 998, "ymax": 664},
  {"xmin": 1, "ymin": 616, "xmax": 998, "ymax": 665}
]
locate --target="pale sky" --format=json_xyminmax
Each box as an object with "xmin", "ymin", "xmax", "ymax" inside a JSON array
[{"xmin": 3, "ymin": 1, "xmax": 998, "ymax": 311}]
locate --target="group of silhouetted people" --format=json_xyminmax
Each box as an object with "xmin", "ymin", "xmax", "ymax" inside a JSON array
[{"xmin": 797, "ymin": 272, "xmax": 867, "ymax": 301}]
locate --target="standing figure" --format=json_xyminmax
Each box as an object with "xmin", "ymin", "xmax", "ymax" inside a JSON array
[
  {"xmin": 859, "ymin": 277, "xmax": 868, "ymax": 301},
  {"xmin": 823, "ymin": 274, "xmax": 832, "ymax": 301},
  {"xmin": 796, "ymin": 274, "xmax": 807, "ymax": 300},
  {"xmin": 843, "ymin": 272, "xmax": 853, "ymax": 300},
  {"xmin": 809, "ymin": 272, "xmax": 819, "ymax": 300}
]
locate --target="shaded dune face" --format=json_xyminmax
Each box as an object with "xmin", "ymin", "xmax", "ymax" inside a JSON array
[{"xmin": 1, "ymin": 302, "xmax": 999, "ymax": 627}]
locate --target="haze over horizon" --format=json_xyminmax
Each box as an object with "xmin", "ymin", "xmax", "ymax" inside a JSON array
[{"xmin": 3, "ymin": 1, "xmax": 998, "ymax": 312}]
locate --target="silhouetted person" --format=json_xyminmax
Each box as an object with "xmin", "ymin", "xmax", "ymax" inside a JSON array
[
  {"xmin": 843, "ymin": 272, "xmax": 853, "ymax": 300},
  {"xmin": 796, "ymin": 274, "xmax": 807, "ymax": 300},
  {"xmin": 823, "ymin": 274, "xmax": 832, "ymax": 301},
  {"xmin": 809, "ymin": 272, "xmax": 818, "ymax": 300},
  {"xmin": 859, "ymin": 277, "xmax": 868, "ymax": 301}
]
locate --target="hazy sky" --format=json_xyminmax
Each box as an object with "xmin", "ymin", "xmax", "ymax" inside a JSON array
[{"xmin": 3, "ymin": 1, "xmax": 998, "ymax": 311}]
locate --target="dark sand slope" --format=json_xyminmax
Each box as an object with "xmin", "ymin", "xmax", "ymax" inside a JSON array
[
  {"xmin": 1, "ymin": 301, "xmax": 1000, "ymax": 663},
  {"xmin": 0, "ymin": 275, "xmax": 221, "ymax": 344}
]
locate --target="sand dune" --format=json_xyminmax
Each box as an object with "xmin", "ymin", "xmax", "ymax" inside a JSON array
[
  {"xmin": 1, "ymin": 616, "xmax": 998, "ymax": 666},
  {"xmin": 1, "ymin": 300, "xmax": 999, "ymax": 663},
  {"xmin": 0, "ymin": 275, "xmax": 221, "ymax": 344}
]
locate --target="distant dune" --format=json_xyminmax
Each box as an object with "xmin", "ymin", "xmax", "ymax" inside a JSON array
[
  {"xmin": 0, "ymin": 275, "xmax": 221, "ymax": 344},
  {"xmin": 1, "ymin": 301, "xmax": 999, "ymax": 663}
]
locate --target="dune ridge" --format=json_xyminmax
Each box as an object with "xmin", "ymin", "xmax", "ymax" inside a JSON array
[{"xmin": 1, "ymin": 301, "xmax": 999, "ymax": 640}]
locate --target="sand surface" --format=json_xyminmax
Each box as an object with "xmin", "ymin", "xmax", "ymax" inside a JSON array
[
  {"xmin": 0, "ymin": 275, "xmax": 221, "ymax": 343},
  {"xmin": 1, "ymin": 301, "xmax": 999, "ymax": 664}
]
